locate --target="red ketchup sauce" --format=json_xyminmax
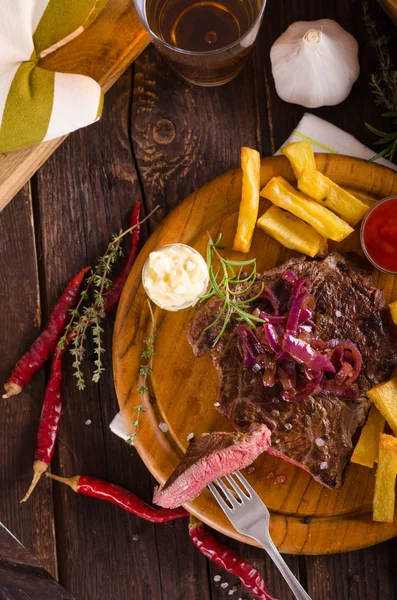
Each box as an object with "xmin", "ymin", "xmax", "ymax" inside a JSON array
[{"xmin": 362, "ymin": 197, "xmax": 397, "ymax": 273}]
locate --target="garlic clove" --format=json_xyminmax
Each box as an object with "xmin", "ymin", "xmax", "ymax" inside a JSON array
[{"xmin": 270, "ymin": 19, "xmax": 360, "ymax": 109}]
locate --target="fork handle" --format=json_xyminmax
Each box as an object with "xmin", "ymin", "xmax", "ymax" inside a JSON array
[{"xmin": 255, "ymin": 534, "xmax": 312, "ymax": 600}]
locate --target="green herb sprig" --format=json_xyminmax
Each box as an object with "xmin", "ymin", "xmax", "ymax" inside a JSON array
[
  {"xmin": 201, "ymin": 233, "xmax": 265, "ymax": 346},
  {"xmin": 127, "ymin": 300, "xmax": 156, "ymax": 444},
  {"xmin": 59, "ymin": 205, "xmax": 159, "ymax": 390},
  {"xmin": 363, "ymin": 1, "xmax": 397, "ymax": 162}
]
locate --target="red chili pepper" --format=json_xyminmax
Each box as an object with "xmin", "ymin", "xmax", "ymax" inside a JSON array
[
  {"xmin": 21, "ymin": 344, "xmax": 65, "ymax": 502},
  {"xmin": 189, "ymin": 516, "xmax": 277, "ymax": 600},
  {"xmin": 3, "ymin": 266, "xmax": 90, "ymax": 399},
  {"xmin": 103, "ymin": 203, "xmax": 141, "ymax": 314},
  {"xmin": 47, "ymin": 473, "xmax": 189, "ymax": 523}
]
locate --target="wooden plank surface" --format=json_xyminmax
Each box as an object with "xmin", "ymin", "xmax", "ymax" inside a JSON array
[
  {"xmin": 0, "ymin": 185, "xmax": 58, "ymax": 578},
  {"xmin": 1, "ymin": 0, "xmax": 397, "ymax": 599},
  {"xmin": 0, "ymin": 0, "xmax": 150, "ymax": 214}
]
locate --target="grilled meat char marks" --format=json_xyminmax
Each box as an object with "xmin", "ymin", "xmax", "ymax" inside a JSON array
[{"xmin": 187, "ymin": 253, "xmax": 397, "ymax": 489}]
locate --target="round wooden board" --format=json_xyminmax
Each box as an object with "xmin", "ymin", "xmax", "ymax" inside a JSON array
[{"xmin": 113, "ymin": 154, "xmax": 397, "ymax": 554}]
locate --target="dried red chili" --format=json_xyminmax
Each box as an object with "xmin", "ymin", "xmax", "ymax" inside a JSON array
[
  {"xmin": 189, "ymin": 516, "xmax": 276, "ymax": 600},
  {"xmin": 103, "ymin": 202, "xmax": 142, "ymax": 314},
  {"xmin": 47, "ymin": 473, "xmax": 189, "ymax": 523},
  {"xmin": 3, "ymin": 266, "xmax": 90, "ymax": 399},
  {"xmin": 21, "ymin": 344, "xmax": 65, "ymax": 502}
]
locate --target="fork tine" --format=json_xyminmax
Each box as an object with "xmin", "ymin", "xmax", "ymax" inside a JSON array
[
  {"xmin": 224, "ymin": 474, "xmax": 248, "ymax": 501},
  {"xmin": 208, "ymin": 483, "xmax": 231, "ymax": 512},
  {"xmin": 215, "ymin": 477, "xmax": 237, "ymax": 506},
  {"xmin": 233, "ymin": 471, "xmax": 255, "ymax": 498}
]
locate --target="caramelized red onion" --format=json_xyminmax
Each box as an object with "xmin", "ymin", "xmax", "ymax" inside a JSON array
[
  {"xmin": 236, "ymin": 272, "xmax": 362, "ymax": 403},
  {"xmin": 283, "ymin": 334, "xmax": 335, "ymax": 373}
]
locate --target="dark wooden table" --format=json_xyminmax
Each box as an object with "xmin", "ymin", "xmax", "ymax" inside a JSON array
[{"xmin": 1, "ymin": 1, "xmax": 397, "ymax": 599}]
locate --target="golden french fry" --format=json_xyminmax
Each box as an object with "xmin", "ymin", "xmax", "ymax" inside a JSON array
[
  {"xmin": 281, "ymin": 141, "xmax": 316, "ymax": 180},
  {"xmin": 351, "ymin": 404, "xmax": 386, "ymax": 468},
  {"xmin": 389, "ymin": 300, "xmax": 397, "ymax": 325},
  {"xmin": 298, "ymin": 170, "xmax": 369, "ymax": 226},
  {"xmin": 233, "ymin": 147, "xmax": 261, "ymax": 253},
  {"xmin": 373, "ymin": 433, "xmax": 397, "ymax": 523},
  {"xmin": 345, "ymin": 188, "xmax": 376, "ymax": 206},
  {"xmin": 260, "ymin": 176, "xmax": 354, "ymax": 242},
  {"xmin": 368, "ymin": 377, "xmax": 397, "ymax": 436},
  {"xmin": 257, "ymin": 205, "xmax": 327, "ymax": 258}
]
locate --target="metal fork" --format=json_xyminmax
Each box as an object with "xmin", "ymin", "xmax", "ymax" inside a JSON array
[{"xmin": 208, "ymin": 472, "xmax": 312, "ymax": 600}]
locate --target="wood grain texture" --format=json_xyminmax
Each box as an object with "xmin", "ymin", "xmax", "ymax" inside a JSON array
[
  {"xmin": 1, "ymin": 0, "xmax": 397, "ymax": 597},
  {"xmin": 0, "ymin": 0, "xmax": 150, "ymax": 214},
  {"xmin": 33, "ymin": 69, "xmax": 209, "ymax": 600},
  {"xmin": 0, "ymin": 526, "xmax": 75, "ymax": 600},
  {"xmin": 113, "ymin": 154, "xmax": 397, "ymax": 555},
  {"xmin": 0, "ymin": 185, "xmax": 57, "ymax": 577}
]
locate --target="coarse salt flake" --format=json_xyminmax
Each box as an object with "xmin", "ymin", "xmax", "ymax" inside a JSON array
[
  {"xmin": 284, "ymin": 423, "xmax": 292, "ymax": 430},
  {"xmin": 213, "ymin": 402, "xmax": 220, "ymax": 407},
  {"xmin": 214, "ymin": 575, "xmax": 221, "ymax": 582},
  {"xmin": 158, "ymin": 422, "xmax": 168, "ymax": 433},
  {"xmin": 315, "ymin": 437, "xmax": 325, "ymax": 447},
  {"xmin": 221, "ymin": 582, "xmax": 229, "ymax": 589},
  {"xmin": 320, "ymin": 461, "xmax": 328, "ymax": 470},
  {"xmin": 271, "ymin": 409, "xmax": 280, "ymax": 417},
  {"xmin": 187, "ymin": 432, "xmax": 194, "ymax": 441},
  {"xmin": 85, "ymin": 419, "xmax": 92, "ymax": 425},
  {"xmin": 335, "ymin": 310, "xmax": 342, "ymax": 317}
]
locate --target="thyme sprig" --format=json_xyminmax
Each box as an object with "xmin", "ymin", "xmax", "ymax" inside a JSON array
[
  {"xmin": 127, "ymin": 300, "xmax": 156, "ymax": 445},
  {"xmin": 363, "ymin": 1, "xmax": 397, "ymax": 162},
  {"xmin": 59, "ymin": 206, "xmax": 159, "ymax": 390},
  {"xmin": 201, "ymin": 233, "xmax": 265, "ymax": 346}
]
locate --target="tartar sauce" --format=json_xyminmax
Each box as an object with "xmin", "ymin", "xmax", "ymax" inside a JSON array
[{"xmin": 142, "ymin": 244, "xmax": 209, "ymax": 311}]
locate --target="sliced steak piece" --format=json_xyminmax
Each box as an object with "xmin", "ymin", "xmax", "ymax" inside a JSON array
[
  {"xmin": 153, "ymin": 423, "xmax": 271, "ymax": 508},
  {"xmin": 187, "ymin": 252, "xmax": 397, "ymax": 489}
]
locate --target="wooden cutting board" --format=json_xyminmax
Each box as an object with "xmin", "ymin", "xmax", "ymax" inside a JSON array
[
  {"xmin": 113, "ymin": 154, "xmax": 397, "ymax": 554},
  {"xmin": 0, "ymin": 0, "xmax": 150, "ymax": 213}
]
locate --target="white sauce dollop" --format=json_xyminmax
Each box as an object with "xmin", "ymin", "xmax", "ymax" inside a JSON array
[{"xmin": 143, "ymin": 244, "xmax": 208, "ymax": 311}]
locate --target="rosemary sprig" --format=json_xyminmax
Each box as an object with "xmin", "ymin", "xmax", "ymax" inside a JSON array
[
  {"xmin": 59, "ymin": 205, "xmax": 159, "ymax": 390},
  {"xmin": 127, "ymin": 300, "xmax": 156, "ymax": 444},
  {"xmin": 362, "ymin": 1, "xmax": 397, "ymax": 162},
  {"xmin": 201, "ymin": 233, "xmax": 265, "ymax": 346}
]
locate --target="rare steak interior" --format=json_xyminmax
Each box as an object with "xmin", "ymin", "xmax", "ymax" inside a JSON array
[{"xmin": 187, "ymin": 253, "xmax": 397, "ymax": 489}]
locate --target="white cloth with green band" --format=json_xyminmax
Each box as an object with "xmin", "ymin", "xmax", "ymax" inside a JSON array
[
  {"xmin": 0, "ymin": 0, "xmax": 107, "ymax": 153},
  {"xmin": 109, "ymin": 113, "xmax": 396, "ymax": 443}
]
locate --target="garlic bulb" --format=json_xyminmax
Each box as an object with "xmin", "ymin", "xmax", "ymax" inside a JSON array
[{"xmin": 270, "ymin": 19, "xmax": 360, "ymax": 108}]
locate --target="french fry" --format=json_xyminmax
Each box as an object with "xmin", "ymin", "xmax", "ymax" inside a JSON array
[
  {"xmin": 389, "ymin": 300, "xmax": 397, "ymax": 325},
  {"xmin": 257, "ymin": 205, "xmax": 327, "ymax": 258},
  {"xmin": 281, "ymin": 141, "xmax": 316, "ymax": 179},
  {"xmin": 351, "ymin": 404, "xmax": 385, "ymax": 468},
  {"xmin": 368, "ymin": 377, "xmax": 397, "ymax": 436},
  {"xmin": 298, "ymin": 170, "xmax": 369, "ymax": 226},
  {"xmin": 373, "ymin": 433, "xmax": 397, "ymax": 523},
  {"xmin": 260, "ymin": 176, "xmax": 354, "ymax": 242},
  {"xmin": 345, "ymin": 188, "xmax": 375, "ymax": 206},
  {"xmin": 233, "ymin": 147, "xmax": 261, "ymax": 253}
]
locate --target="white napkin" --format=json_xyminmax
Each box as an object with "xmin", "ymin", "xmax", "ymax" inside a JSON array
[
  {"xmin": 109, "ymin": 411, "xmax": 129, "ymax": 441},
  {"xmin": 277, "ymin": 113, "xmax": 397, "ymax": 170},
  {"xmin": 109, "ymin": 112, "xmax": 397, "ymax": 443}
]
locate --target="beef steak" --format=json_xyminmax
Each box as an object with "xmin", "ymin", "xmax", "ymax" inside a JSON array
[
  {"xmin": 187, "ymin": 253, "xmax": 397, "ymax": 489},
  {"xmin": 153, "ymin": 423, "xmax": 271, "ymax": 508}
]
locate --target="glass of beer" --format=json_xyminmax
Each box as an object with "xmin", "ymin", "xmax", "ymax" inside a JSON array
[{"xmin": 134, "ymin": 0, "xmax": 267, "ymax": 86}]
